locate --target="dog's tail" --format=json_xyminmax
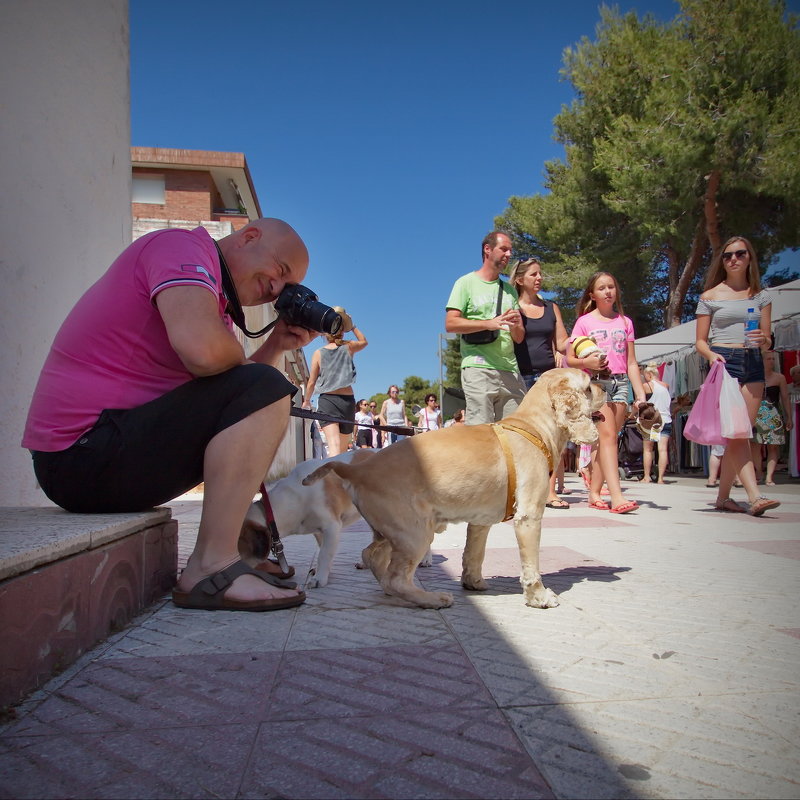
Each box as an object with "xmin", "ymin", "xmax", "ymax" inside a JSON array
[{"xmin": 302, "ymin": 461, "xmax": 349, "ymax": 486}]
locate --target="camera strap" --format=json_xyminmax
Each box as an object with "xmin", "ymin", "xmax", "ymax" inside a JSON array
[{"xmin": 214, "ymin": 241, "xmax": 278, "ymax": 339}]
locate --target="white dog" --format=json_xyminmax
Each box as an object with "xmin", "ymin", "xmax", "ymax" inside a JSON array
[{"xmin": 240, "ymin": 449, "xmax": 377, "ymax": 588}]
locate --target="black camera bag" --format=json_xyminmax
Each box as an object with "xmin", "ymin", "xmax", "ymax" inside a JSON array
[{"xmin": 461, "ymin": 282, "xmax": 504, "ymax": 345}]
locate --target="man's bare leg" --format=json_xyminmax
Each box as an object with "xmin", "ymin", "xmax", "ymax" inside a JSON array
[{"xmin": 177, "ymin": 396, "xmax": 302, "ymax": 602}]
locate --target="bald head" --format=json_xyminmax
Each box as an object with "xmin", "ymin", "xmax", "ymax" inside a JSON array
[{"xmin": 220, "ymin": 217, "xmax": 309, "ymax": 306}]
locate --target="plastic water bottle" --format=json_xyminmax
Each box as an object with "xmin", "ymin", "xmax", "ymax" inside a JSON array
[{"xmin": 744, "ymin": 307, "xmax": 759, "ymax": 348}]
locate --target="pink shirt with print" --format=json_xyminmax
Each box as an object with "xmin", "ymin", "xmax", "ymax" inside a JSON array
[
  {"xmin": 23, "ymin": 227, "xmax": 232, "ymax": 452},
  {"xmin": 570, "ymin": 312, "xmax": 635, "ymax": 376}
]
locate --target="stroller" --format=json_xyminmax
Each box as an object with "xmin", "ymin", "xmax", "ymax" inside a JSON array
[{"xmin": 618, "ymin": 419, "xmax": 645, "ymax": 480}]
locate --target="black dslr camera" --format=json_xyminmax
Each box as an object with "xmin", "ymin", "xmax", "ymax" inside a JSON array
[{"xmin": 274, "ymin": 284, "xmax": 343, "ymax": 336}]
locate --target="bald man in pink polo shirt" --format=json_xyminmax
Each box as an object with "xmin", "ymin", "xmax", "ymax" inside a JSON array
[{"xmin": 23, "ymin": 219, "xmax": 313, "ymax": 612}]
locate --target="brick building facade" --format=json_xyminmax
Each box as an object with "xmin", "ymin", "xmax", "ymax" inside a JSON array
[{"xmin": 131, "ymin": 147, "xmax": 311, "ymax": 471}]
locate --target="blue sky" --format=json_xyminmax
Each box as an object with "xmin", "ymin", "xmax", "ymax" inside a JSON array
[{"xmin": 129, "ymin": 0, "xmax": 798, "ymax": 404}]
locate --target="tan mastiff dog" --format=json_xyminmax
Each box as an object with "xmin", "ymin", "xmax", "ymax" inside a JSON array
[{"xmin": 303, "ymin": 368, "xmax": 605, "ymax": 609}]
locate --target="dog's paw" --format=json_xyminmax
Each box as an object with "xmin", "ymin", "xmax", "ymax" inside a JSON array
[
  {"xmin": 419, "ymin": 591, "xmax": 453, "ymax": 609},
  {"xmin": 526, "ymin": 587, "xmax": 560, "ymax": 609},
  {"xmin": 462, "ymin": 575, "xmax": 488, "ymax": 592},
  {"xmin": 355, "ymin": 560, "xmax": 366, "ymax": 570},
  {"xmin": 418, "ymin": 555, "xmax": 432, "ymax": 568}
]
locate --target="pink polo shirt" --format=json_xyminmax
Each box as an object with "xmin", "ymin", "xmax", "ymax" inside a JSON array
[{"xmin": 23, "ymin": 227, "xmax": 232, "ymax": 451}]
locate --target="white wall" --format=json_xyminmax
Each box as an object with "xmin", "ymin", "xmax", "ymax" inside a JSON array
[{"xmin": 0, "ymin": 1, "xmax": 131, "ymax": 505}]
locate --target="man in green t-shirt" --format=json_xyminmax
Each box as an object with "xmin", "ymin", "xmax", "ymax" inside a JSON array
[{"xmin": 445, "ymin": 231, "xmax": 526, "ymax": 424}]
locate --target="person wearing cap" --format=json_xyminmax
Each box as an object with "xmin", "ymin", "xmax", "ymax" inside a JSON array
[
  {"xmin": 302, "ymin": 310, "xmax": 368, "ymax": 455},
  {"xmin": 22, "ymin": 218, "xmax": 314, "ymax": 612}
]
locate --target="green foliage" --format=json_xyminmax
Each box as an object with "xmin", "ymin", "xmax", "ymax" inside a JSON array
[
  {"xmin": 402, "ymin": 375, "xmax": 436, "ymax": 410},
  {"xmin": 497, "ymin": 0, "xmax": 800, "ymax": 332}
]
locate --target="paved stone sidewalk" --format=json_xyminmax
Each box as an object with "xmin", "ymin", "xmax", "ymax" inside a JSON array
[{"xmin": 1, "ymin": 474, "xmax": 798, "ymax": 799}]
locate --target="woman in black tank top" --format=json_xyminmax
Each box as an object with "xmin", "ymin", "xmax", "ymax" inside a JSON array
[{"xmin": 511, "ymin": 259, "xmax": 571, "ymax": 507}]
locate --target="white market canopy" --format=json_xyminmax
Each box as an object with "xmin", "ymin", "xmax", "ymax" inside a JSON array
[{"xmin": 634, "ymin": 278, "xmax": 800, "ymax": 364}]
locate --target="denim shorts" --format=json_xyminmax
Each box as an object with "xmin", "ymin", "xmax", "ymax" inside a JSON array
[
  {"xmin": 522, "ymin": 371, "xmax": 544, "ymax": 390},
  {"xmin": 592, "ymin": 374, "xmax": 630, "ymax": 403},
  {"xmin": 710, "ymin": 346, "xmax": 764, "ymax": 385}
]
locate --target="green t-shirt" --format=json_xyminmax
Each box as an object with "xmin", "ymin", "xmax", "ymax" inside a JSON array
[{"xmin": 446, "ymin": 272, "xmax": 520, "ymax": 372}]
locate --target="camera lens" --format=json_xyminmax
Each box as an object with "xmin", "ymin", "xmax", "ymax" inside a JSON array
[
  {"xmin": 274, "ymin": 284, "xmax": 343, "ymax": 335},
  {"xmin": 306, "ymin": 302, "xmax": 343, "ymax": 335}
]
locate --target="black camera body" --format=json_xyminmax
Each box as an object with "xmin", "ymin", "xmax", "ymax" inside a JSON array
[{"xmin": 274, "ymin": 284, "xmax": 342, "ymax": 336}]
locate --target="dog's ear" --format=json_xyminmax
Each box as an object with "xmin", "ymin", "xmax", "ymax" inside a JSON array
[
  {"xmin": 550, "ymin": 373, "xmax": 582, "ymax": 423},
  {"xmin": 552, "ymin": 372, "xmax": 599, "ymax": 444}
]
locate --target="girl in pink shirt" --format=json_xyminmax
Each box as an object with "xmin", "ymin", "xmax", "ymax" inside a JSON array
[{"xmin": 567, "ymin": 271, "xmax": 646, "ymax": 514}]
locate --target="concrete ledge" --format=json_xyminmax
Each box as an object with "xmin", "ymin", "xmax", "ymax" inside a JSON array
[{"xmin": 0, "ymin": 507, "xmax": 178, "ymax": 708}]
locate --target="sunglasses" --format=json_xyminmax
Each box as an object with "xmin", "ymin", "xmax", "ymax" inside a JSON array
[{"xmin": 722, "ymin": 249, "xmax": 748, "ymax": 261}]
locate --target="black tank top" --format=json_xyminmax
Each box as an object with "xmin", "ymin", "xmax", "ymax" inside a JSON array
[
  {"xmin": 514, "ymin": 301, "xmax": 556, "ymax": 375},
  {"xmin": 765, "ymin": 384, "xmax": 780, "ymax": 405}
]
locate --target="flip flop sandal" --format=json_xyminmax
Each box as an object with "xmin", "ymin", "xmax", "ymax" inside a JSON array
[
  {"xmin": 747, "ymin": 496, "xmax": 780, "ymax": 517},
  {"xmin": 610, "ymin": 501, "xmax": 638, "ymax": 514},
  {"xmin": 714, "ymin": 498, "xmax": 746, "ymax": 513},
  {"xmin": 172, "ymin": 560, "xmax": 305, "ymax": 611},
  {"xmin": 557, "ymin": 487, "xmax": 573, "ymax": 495},
  {"xmin": 588, "ymin": 500, "xmax": 610, "ymax": 511},
  {"xmin": 546, "ymin": 499, "xmax": 570, "ymax": 509}
]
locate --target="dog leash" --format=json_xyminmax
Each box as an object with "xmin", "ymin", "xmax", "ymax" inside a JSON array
[
  {"xmin": 254, "ymin": 410, "xmax": 416, "ymax": 576},
  {"xmin": 491, "ymin": 422, "xmax": 554, "ymax": 522},
  {"xmin": 258, "ymin": 482, "xmax": 292, "ymax": 577},
  {"xmin": 289, "ymin": 406, "xmax": 418, "ymax": 437}
]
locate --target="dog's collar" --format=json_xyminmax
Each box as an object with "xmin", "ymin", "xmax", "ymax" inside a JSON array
[{"xmin": 491, "ymin": 422, "xmax": 554, "ymax": 522}]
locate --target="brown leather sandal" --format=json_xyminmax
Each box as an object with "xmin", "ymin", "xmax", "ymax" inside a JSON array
[
  {"xmin": 172, "ymin": 560, "xmax": 305, "ymax": 611},
  {"xmin": 747, "ymin": 496, "xmax": 780, "ymax": 517},
  {"xmin": 714, "ymin": 498, "xmax": 746, "ymax": 513}
]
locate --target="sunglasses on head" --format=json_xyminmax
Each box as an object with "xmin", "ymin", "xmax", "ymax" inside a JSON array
[{"xmin": 722, "ymin": 249, "xmax": 748, "ymax": 261}]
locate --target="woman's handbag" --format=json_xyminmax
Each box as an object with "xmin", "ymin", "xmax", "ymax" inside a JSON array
[
  {"xmin": 684, "ymin": 361, "xmax": 726, "ymax": 446},
  {"xmin": 719, "ymin": 364, "xmax": 753, "ymax": 439}
]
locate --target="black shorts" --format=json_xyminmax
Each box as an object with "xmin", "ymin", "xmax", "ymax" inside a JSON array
[
  {"xmin": 355, "ymin": 427, "xmax": 373, "ymax": 447},
  {"xmin": 31, "ymin": 364, "xmax": 297, "ymax": 513},
  {"xmin": 317, "ymin": 393, "xmax": 356, "ymax": 435}
]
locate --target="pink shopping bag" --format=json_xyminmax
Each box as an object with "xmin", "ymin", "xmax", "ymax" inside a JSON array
[{"xmin": 683, "ymin": 360, "xmax": 726, "ymax": 446}]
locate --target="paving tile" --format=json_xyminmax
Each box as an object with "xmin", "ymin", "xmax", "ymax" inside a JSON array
[
  {"xmin": 267, "ymin": 643, "xmax": 494, "ymax": 721},
  {"xmin": 2, "ymin": 652, "xmax": 281, "ymax": 737},
  {"xmin": 239, "ymin": 708, "xmax": 555, "ymax": 799},
  {"xmin": 97, "ymin": 599, "xmax": 299, "ymax": 658},
  {"xmin": 287, "ymin": 605, "xmax": 455, "ymax": 650},
  {"xmin": 0, "ymin": 723, "xmax": 259, "ymax": 800},
  {"xmin": 505, "ymin": 696, "xmax": 800, "ymax": 800},
  {"xmin": 721, "ymin": 539, "xmax": 800, "ymax": 559}
]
